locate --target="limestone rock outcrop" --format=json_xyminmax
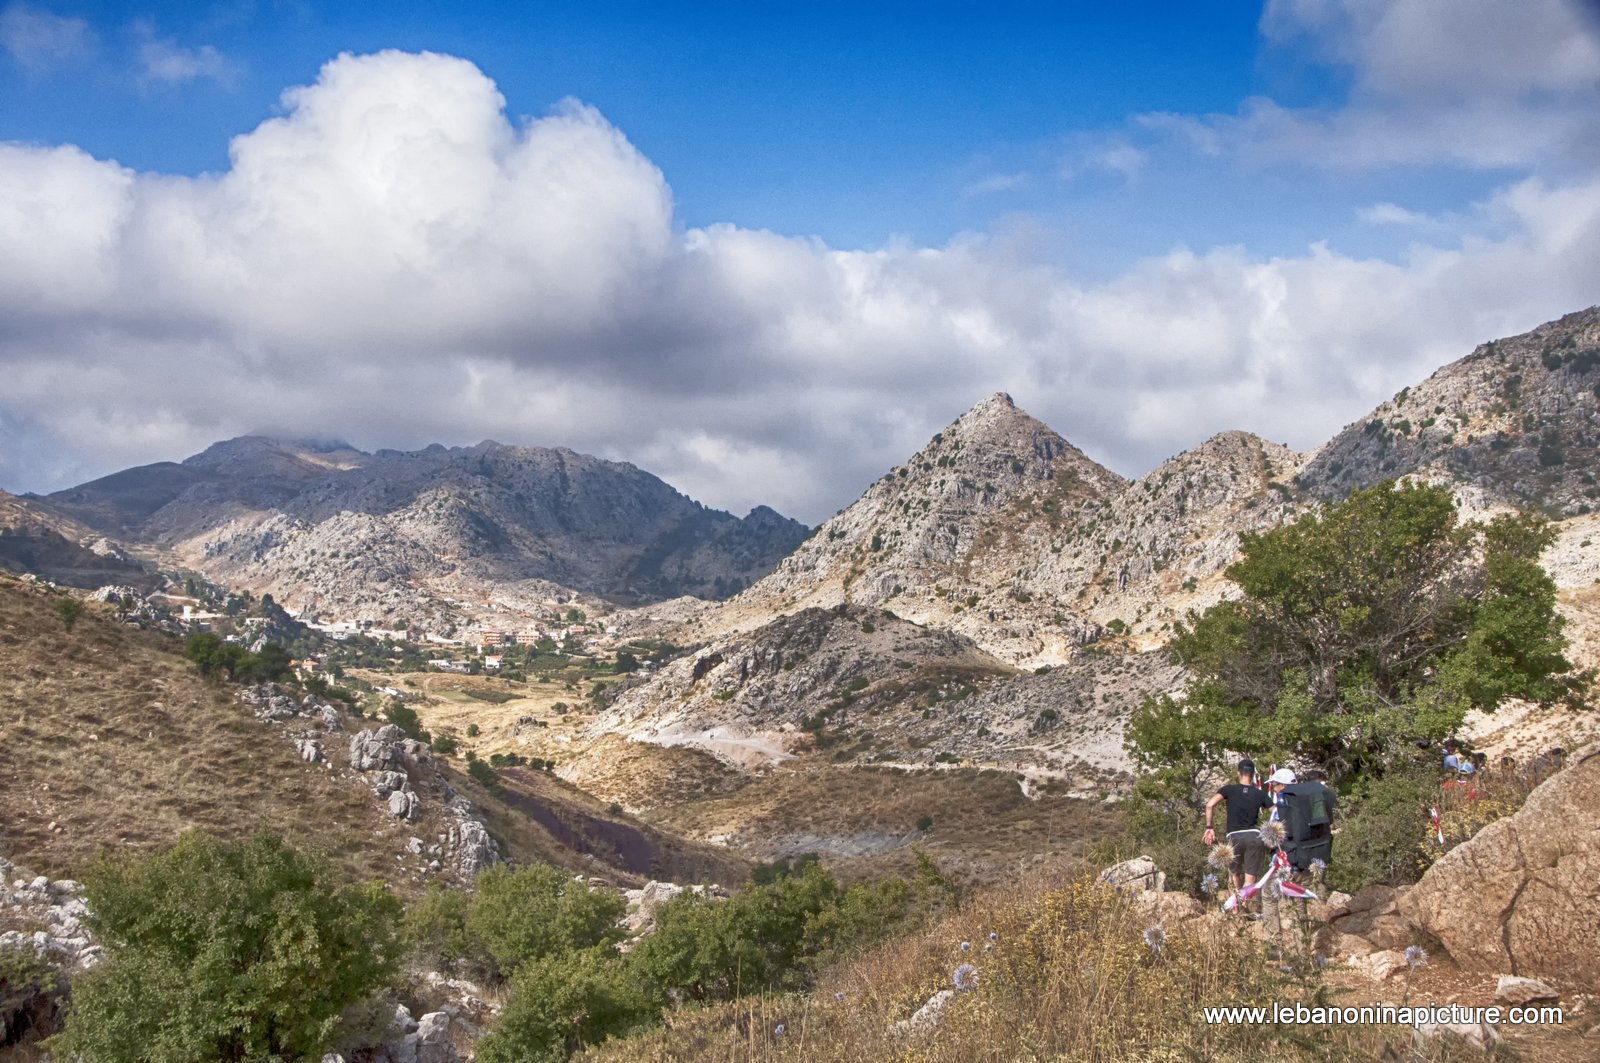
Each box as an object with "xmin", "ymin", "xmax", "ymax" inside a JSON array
[{"xmin": 1399, "ymin": 749, "xmax": 1600, "ymax": 988}]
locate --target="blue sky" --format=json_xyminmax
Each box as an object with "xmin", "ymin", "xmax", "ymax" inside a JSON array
[
  {"xmin": 0, "ymin": 1, "xmax": 1509, "ymax": 263},
  {"xmin": 2, "ymin": 1, "xmax": 1599, "ymax": 520}
]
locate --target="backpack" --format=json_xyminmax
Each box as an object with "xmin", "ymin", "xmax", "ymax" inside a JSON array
[{"xmin": 1279, "ymin": 783, "xmax": 1334, "ymax": 870}]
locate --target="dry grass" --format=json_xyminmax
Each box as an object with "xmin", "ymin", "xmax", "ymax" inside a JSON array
[
  {"xmin": 639, "ymin": 759, "xmax": 1124, "ymax": 889},
  {"xmin": 0, "ymin": 575, "xmax": 396, "ymax": 885},
  {"xmin": 578, "ymin": 871, "xmax": 1515, "ymax": 1063}
]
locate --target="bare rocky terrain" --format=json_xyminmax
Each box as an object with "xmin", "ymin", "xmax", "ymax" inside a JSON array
[{"xmin": 1299, "ymin": 305, "xmax": 1600, "ymax": 514}]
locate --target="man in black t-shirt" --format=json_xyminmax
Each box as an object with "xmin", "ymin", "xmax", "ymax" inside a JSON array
[{"xmin": 1203, "ymin": 759, "xmax": 1274, "ymax": 893}]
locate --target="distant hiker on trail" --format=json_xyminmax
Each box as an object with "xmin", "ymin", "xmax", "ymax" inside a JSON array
[
  {"xmin": 1203, "ymin": 758, "xmax": 1272, "ymax": 898},
  {"xmin": 1442, "ymin": 740, "xmax": 1476, "ymax": 776},
  {"xmin": 1261, "ymin": 767, "xmax": 1337, "ymax": 951}
]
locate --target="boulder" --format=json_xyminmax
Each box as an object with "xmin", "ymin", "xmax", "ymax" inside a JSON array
[
  {"xmin": 1099, "ymin": 856, "xmax": 1165, "ymax": 894},
  {"xmin": 414, "ymin": 1011, "xmax": 459, "ymax": 1063},
  {"xmin": 623, "ymin": 880, "xmax": 688, "ymax": 935},
  {"xmin": 445, "ymin": 816, "xmax": 499, "ymax": 877},
  {"xmin": 890, "ymin": 989, "xmax": 956, "ymax": 1037},
  {"xmin": 1412, "ymin": 1018, "xmax": 1500, "ymax": 1052},
  {"xmin": 1399, "ymin": 749, "xmax": 1600, "ymax": 989},
  {"xmin": 389, "ymin": 790, "xmax": 421, "ymax": 821},
  {"xmin": 1495, "ymin": 975, "xmax": 1559, "ymax": 1005},
  {"xmin": 370, "ymin": 771, "xmax": 409, "ymax": 798},
  {"xmin": 350, "ymin": 726, "xmax": 407, "ymax": 771},
  {"xmin": 296, "ymin": 739, "xmax": 323, "ymax": 763},
  {"xmin": 1350, "ymin": 949, "xmax": 1408, "ymax": 982},
  {"xmin": 1329, "ymin": 932, "xmax": 1376, "ymax": 960},
  {"xmin": 1130, "ymin": 890, "xmax": 1204, "ymax": 924}
]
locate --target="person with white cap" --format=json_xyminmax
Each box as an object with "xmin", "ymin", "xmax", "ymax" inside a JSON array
[{"xmin": 1261, "ymin": 766, "xmax": 1337, "ymax": 952}]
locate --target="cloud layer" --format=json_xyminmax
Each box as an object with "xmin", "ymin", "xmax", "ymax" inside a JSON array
[{"xmin": 3, "ymin": 21, "xmax": 1600, "ymax": 523}]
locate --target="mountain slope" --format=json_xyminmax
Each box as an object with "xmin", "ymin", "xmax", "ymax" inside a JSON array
[
  {"xmin": 1299, "ymin": 305, "xmax": 1600, "ymax": 513},
  {"xmin": 0, "ymin": 573, "xmax": 744, "ymax": 890},
  {"xmin": 0, "ymin": 490, "xmax": 154, "ymax": 589},
  {"xmin": 38, "ymin": 436, "xmax": 809, "ymax": 622},
  {"xmin": 698, "ymin": 393, "xmax": 1128, "ymax": 662}
]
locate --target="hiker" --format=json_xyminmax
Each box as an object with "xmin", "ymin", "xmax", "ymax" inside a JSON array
[
  {"xmin": 1261, "ymin": 767, "xmax": 1337, "ymax": 949},
  {"xmin": 1203, "ymin": 758, "xmax": 1272, "ymax": 896},
  {"xmin": 1442, "ymin": 740, "xmax": 1475, "ymax": 776}
]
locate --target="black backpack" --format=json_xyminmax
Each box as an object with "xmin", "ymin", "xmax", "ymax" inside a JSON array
[{"xmin": 1279, "ymin": 783, "xmax": 1334, "ymax": 870}]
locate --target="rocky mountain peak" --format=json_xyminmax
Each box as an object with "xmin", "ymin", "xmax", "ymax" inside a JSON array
[{"xmin": 1298, "ymin": 305, "xmax": 1600, "ymax": 513}]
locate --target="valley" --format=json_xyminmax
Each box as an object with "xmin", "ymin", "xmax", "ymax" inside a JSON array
[{"xmin": 5, "ymin": 305, "xmax": 1600, "ymax": 1061}]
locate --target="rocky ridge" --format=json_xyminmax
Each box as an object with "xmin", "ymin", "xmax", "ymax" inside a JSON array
[
  {"xmin": 1299, "ymin": 305, "xmax": 1600, "ymax": 514},
  {"xmin": 243, "ymin": 685, "xmax": 502, "ymax": 879}
]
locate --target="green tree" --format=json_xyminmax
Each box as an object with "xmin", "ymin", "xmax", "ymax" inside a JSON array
[
  {"xmin": 55, "ymin": 833, "xmax": 401, "ymax": 1063},
  {"xmin": 54, "ymin": 598, "xmax": 85, "ymax": 632},
  {"xmin": 614, "ymin": 651, "xmax": 639, "ymax": 673},
  {"xmin": 183, "ymin": 632, "xmax": 223, "ymax": 677},
  {"xmin": 467, "ymin": 864, "xmax": 626, "ymax": 980},
  {"xmin": 1129, "ymin": 481, "xmax": 1581, "ymax": 782}
]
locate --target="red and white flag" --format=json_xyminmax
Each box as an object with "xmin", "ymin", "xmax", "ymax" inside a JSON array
[
  {"xmin": 1278, "ymin": 880, "xmax": 1319, "ymax": 901},
  {"xmin": 1430, "ymin": 806, "xmax": 1445, "ymax": 846}
]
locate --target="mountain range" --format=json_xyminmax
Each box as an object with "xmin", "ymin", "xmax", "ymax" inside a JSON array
[
  {"xmin": 28, "ymin": 437, "xmax": 811, "ymax": 624},
  {"xmin": 584, "ymin": 306, "xmax": 1600, "ymax": 776}
]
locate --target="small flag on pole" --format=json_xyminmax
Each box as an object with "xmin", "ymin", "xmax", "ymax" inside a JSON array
[
  {"xmin": 1430, "ymin": 806, "xmax": 1445, "ymax": 846},
  {"xmin": 1278, "ymin": 880, "xmax": 1319, "ymax": 901}
]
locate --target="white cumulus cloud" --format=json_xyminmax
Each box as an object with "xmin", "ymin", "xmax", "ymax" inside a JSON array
[{"xmin": 1, "ymin": 48, "xmax": 1599, "ymax": 523}]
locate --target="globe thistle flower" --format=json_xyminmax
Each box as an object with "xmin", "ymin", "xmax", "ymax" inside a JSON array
[
  {"xmin": 988, "ymin": 931, "xmax": 999, "ymax": 942},
  {"xmin": 960, "ymin": 940, "xmax": 972, "ymax": 952},
  {"xmin": 1404, "ymin": 945, "xmax": 1428, "ymax": 970},
  {"xmin": 1259, "ymin": 820, "xmax": 1287, "ymax": 847},
  {"xmin": 953, "ymin": 963, "xmax": 979, "ymax": 991},
  {"xmin": 1207, "ymin": 842, "xmax": 1236, "ymax": 870},
  {"xmin": 774, "ymin": 1024, "xmax": 786, "ymax": 1036},
  {"xmin": 834, "ymin": 992, "xmax": 846, "ymax": 1002},
  {"xmin": 1201, "ymin": 873, "xmax": 1219, "ymax": 896},
  {"xmin": 1143, "ymin": 923, "xmax": 1168, "ymax": 954},
  {"xmin": 1310, "ymin": 857, "xmax": 1328, "ymax": 873}
]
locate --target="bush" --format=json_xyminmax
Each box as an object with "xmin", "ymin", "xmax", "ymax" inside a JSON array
[
  {"xmin": 469, "ymin": 757, "xmax": 506, "ymax": 797},
  {"xmin": 404, "ymin": 881, "xmax": 475, "ymax": 972},
  {"xmin": 467, "ymin": 864, "xmax": 626, "ymax": 980},
  {"xmin": 54, "ymin": 598, "xmax": 84, "ymax": 631},
  {"xmin": 384, "ymin": 699, "xmax": 430, "ymax": 743},
  {"xmin": 628, "ymin": 865, "xmax": 840, "ymax": 1002},
  {"xmin": 431, "ymin": 734, "xmax": 460, "ymax": 755},
  {"xmin": 475, "ymin": 949, "xmax": 651, "ymax": 1063},
  {"xmin": 1325, "ymin": 765, "xmax": 1435, "ymax": 892},
  {"xmin": 56, "ymin": 833, "xmax": 401, "ymax": 1062},
  {"xmin": 916, "ymin": 814, "xmax": 934, "ymax": 832}
]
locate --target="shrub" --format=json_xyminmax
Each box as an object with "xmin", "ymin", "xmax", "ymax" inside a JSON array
[
  {"xmin": 915, "ymin": 813, "xmax": 935, "ymax": 832},
  {"xmin": 466, "ymin": 723, "xmax": 480, "ymax": 737},
  {"xmin": 383, "ymin": 699, "xmax": 429, "ymax": 743},
  {"xmin": 1, "ymin": 946, "xmax": 66, "ymax": 1050},
  {"xmin": 431, "ymin": 734, "xmax": 460, "ymax": 755},
  {"xmin": 54, "ymin": 598, "xmax": 84, "ymax": 631},
  {"xmin": 628, "ymin": 865, "xmax": 842, "ymax": 1002},
  {"xmin": 56, "ymin": 833, "xmax": 400, "ymax": 1062},
  {"xmin": 1325, "ymin": 764, "xmax": 1435, "ymax": 892},
  {"xmin": 467, "ymin": 864, "xmax": 626, "ymax": 980},
  {"xmin": 468, "ymin": 757, "xmax": 505, "ymax": 798},
  {"xmin": 403, "ymin": 881, "xmax": 475, "ymax": 972},
  {"xmin": 475, "ymin": 949, "xmax": 651, "ymax": 1063}
]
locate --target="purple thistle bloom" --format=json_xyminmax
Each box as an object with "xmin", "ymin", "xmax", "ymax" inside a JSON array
[{"xmin": 953, "ymin": 963, "xmax": 979, "ymax": 991}]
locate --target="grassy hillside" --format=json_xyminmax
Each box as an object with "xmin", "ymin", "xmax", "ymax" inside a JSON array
[
  {"xmin": 0, "ymin": 574, "xmax": 746, "ymax": 891},
  {"xmin": 0, "ymin": 573, "xmax": 394, "ymax": 883}
]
